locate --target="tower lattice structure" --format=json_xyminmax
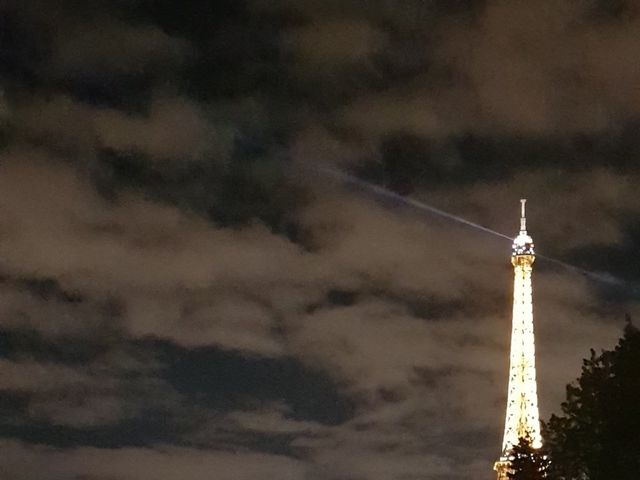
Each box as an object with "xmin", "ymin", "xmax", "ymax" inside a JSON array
[{"xmin": 494, "ymin": 199, "xmax": 542, "ymax": 480}]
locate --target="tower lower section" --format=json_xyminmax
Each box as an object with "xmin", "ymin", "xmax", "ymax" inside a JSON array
[{"xmin": 494, "ymin": 459, "xmax": 511, "ymax": 480}]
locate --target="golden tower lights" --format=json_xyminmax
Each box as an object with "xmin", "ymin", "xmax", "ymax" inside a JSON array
[{"xmin": 494, "ymin": 199, "xmax": 542, "ymax": 480}]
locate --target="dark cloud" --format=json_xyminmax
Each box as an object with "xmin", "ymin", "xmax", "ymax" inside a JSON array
[{"xmin": 0, "ymin": 439, "xmax": 307, "ymax": 480}]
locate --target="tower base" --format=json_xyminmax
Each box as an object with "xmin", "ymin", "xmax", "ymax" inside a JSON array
[{"xmin": 493, "ymin": 458, "xmax": 510, "ymax": 480}]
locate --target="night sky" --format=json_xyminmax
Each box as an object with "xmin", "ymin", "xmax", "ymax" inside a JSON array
[{"xmin": 1, "ymin": 1, "xmax": 640, "ymax": 479}]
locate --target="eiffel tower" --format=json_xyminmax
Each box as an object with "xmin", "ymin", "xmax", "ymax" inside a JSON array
[{"xmin": 494, "ymin": 200, "xmax": 542, "ymax": 480}]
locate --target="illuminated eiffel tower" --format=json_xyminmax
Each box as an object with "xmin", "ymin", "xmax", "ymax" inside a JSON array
[{"xmin": 494, "ymin": 200, "xmax": 542, "ymax": 480}]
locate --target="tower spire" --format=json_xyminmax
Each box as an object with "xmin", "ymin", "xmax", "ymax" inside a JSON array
[{"xmin": 494, "ymin": 200, "xmax": 541, "ymax": 480}]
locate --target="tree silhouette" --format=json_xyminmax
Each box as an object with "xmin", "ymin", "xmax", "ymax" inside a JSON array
[
  {"xmin": 506, "ymin": 436, "xmax": 550, "ymax": 480},
  {"xmin": 544, "ymin": 316, "xmax": 640, "ymax": 479}
]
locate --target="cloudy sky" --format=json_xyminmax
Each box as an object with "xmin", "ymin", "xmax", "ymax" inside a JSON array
[{"xmin": 1, "ymin": 1, "xmax": 640, "ymax": 479}]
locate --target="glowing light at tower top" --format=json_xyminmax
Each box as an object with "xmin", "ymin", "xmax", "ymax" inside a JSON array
[{"xmin": 512, "ymin": 199, "xmax": 535, "ymax": 257}]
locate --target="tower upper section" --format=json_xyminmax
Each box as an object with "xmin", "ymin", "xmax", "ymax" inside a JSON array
[{"xmin": 512, "ymin": 199, "xmax": 534, "ymax": 263}]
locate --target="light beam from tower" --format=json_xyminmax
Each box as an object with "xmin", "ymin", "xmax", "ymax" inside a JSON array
[{"xmin": 494, "ymin": 199, "xmax": 542, "ymax": 480}]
